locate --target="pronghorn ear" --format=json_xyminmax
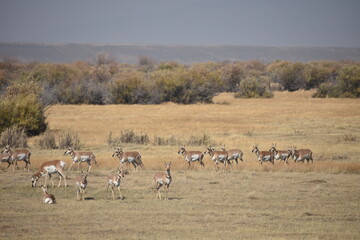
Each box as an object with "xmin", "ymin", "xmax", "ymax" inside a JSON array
[{"xmin": 169, "ymin": 161, "xmax": 172, "ymax": 166}]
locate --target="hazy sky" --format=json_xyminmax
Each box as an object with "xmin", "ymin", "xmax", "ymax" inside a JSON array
[{"xmin": 0, "ymin": 0, "xmax": 359, "ymax": 47}]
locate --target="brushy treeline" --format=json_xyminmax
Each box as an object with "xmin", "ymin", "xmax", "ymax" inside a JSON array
[{"xmin": 0, "ymin": 56, "xmax": 359, "ymax": 136}]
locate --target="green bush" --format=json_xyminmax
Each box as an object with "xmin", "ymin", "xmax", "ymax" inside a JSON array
[{"xmin": 234, "ymin": 76, "xmax": 273, "ymax": 98}]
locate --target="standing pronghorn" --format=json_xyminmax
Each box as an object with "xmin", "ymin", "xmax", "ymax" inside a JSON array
[
  {"xmin": 204, "ymin": 147, "xmax": 229, "ymax": 171},
  {"xmin": 112, "ymin": 147, "xmax": 144, "ymax": 171},
  {"xmin": 269, "ymin": 143, "xmax": 290, "ymax": 164},
  {"xmin": 107, "ymin": 169, "xmax": 125, "ymax": 200},
  {"xmin": 75, "ymin": 170, "xmax": 88, "ymax": 201},
  {"xmin": 177, "ymin": 146, "xmax": 205, "ymax": 169},
  {"xmin": 0, "ymin": 150, "xmax": 15, "ymax": 172},
  {"xmin": 40, "ymin": 185, "xmax": 56, "ymax": 204},
  {"xmin": 2, "ymin": 145, "xmax": 31, "ymax": 171},
  {"xmin": 64, "ymin": 147, "xmax": 97, "ymax": 172},
  {"xmin": 154, "ymin": 162, "xmax": 172, "ymax": 200},
  {"xmin": 221, "ymin": 145, "xmax": 243, "ymax": 165},
  {"xmin": 252, "ymin": 145, "xmax": 274, "ymax": 165},
  {"xmin": 31, "ymin": 160, "xmax": 67, "ymax": 187},
  {"xmin": 290, "ymin": 146, "xmax": 313, "ymax": 163}
]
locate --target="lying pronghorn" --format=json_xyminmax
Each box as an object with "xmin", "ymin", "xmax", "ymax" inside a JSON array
[
  {"xmin": 41, "ymin": 185, "xmax": 56, "ymax": 204},
  {"xmin": 289, "ymin": 146, "xmax": 313, "ymax": 163},
  {"xmin": 154, "ymin": 162, "xmax": 172, "ymax": 200},
  {"xmin": 2, "ymin": 145, "xmax": 31, "ymax": 171},
  {"xmin": 204, "ymin": 147, "xmax": 228, "ymax": 171},
  {"xmin": 112, "ymin": 147, "xmax": 144, "ymax": 171},
  {"xmin": 75, "ymin": 170, "xmax": 88, "ymax": 201},
  {"xmin": 221, "ymin": 145, "xmax": 243, "ymax": 165},
  {"xmin": 178, "ymin": 146, "xmax": 205, "ymax": 169},
  {"xmin": 32, "ymin": 160, "xmax": 67, "ymax": 187},
  {"xmin": 0, "ymin": 150, "xmax": 15, "ymax": 172},
  {"xmin": 269, "ymin": 143, "xmax": 290, "ymax": 164},
  {"xmin": 64, "ymin": 147, "xmax": 97, "ymax": 172},
  {"xmin": 107, "ymin": 169, "xmax": 125, "ymax": 200},
  {"xmin": 252, "ymin": 145, "xmax": 274, "ymax": 165}
]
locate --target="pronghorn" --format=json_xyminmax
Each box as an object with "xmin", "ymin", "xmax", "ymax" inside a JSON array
[
  {"xmin": 204, "ymin": 147, "xmax": 229, "ymax": 171},
  {"xmin": 290, "ymin": 146, "xmax": 313, "ymax": 163},
  {"xmin": 31, "ymin": 160, "xmax": 67, "ymax": 187},
  {"xmin": 177, "ymin": 146, "xmax": 205, "ymax": 169},
  {"xmin": 154, "ymin": 162, "xmax": 172, "ymax": 200},
  {"xmin": 269, "ymin": 143, "xmax": 290, "ymax": 164},
  {"xmin": 251, "ymin": 145, "xmax": 274, "ymax": 165},
  {"xmin": 40, "ymin": 185, "xmax": 56, "ymax": 204},
  {"xmin": 112, "ymin": 147, "xmax": 144, "ymax": 171},
  {"xmin": 64, "ymin": 147, "xmax": 97, "ymax": 172},
  {"xmin": 0, "ymin": 150, "xmax": 15, "ymax": 172},
  {"xmin": 2, "ymin": 145, "xmax": 31, "ymax": 171},
  {"xmin": 75, "ymin": 170, "xmax": 88, "ymax": 201},
  {"xmin": 221, "ymin": 145, "xmax": 243, "ymax": 165},
  {"xmin": 107, "ymin": 169, "xmax": 125, "ymax": 200}
]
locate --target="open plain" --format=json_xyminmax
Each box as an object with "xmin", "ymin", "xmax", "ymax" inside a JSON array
[{"xmin": 1, "ymin": 91, "xmax": 360, "ymax": 239}]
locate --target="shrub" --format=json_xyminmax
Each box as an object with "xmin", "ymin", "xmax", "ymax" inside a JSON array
[
  {"xmin": 185, "ymin": 133, "xmax": 216, "ymax": 146},
  {"xmin": 0, "ymin": 84, "xmax": 47, "ymax": 136},
  {"xmin": 37, "ymin": 129, "xmax": 57, "ymax": 149},
  {"xmin": 0, "ymin": 126, "xmax": 28, "ymax": 148},
  {"xmin": 58, "ymin": 129, "xmax": 81, "ymax": 149},
  {"xmin": 153, "ymin": 135, "xmax": 179, "ymax": 146},
  {"xmin": 234, "ymin": 76, "xmax": 273, "ymax": 98},
  {"xmin": 107, "ymin": 130, "xmax": 150, "ymax": 146}
]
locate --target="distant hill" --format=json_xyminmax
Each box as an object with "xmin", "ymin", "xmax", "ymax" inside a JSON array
[{"xmin": 0, "ymin": 42, "xmax": 359, "ymax": 64}]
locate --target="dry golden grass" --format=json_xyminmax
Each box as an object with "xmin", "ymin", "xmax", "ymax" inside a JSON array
[
  {"xmin": 27, "ymin": 90, "xmax": 360, "ymax": 171},
  {"xmin": 0, "ymin": 169, "xmax": 359, "ymax": 239},
  {"xmin": 1, "ymin": 91, "xmax": 360, "ymax": 239}
]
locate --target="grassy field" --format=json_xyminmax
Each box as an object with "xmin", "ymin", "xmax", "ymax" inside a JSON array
[{"xmin": 1, "ymin": 91, "xmax": 360, "ymax": 239}]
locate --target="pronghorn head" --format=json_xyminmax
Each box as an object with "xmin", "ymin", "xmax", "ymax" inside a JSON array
[
  {"xmin": 64, "ymin": 147, "xmax": 74, "ymax": 156},
  {"xmin": 31, "ymin": 172, "xmax": 40, "ymax": 187},
  {"xmin": 40, "ymin": 185, "xmax": 49, "ymax": 194},
  {"xmin": 112, "ymin": 147, "xmax": 123, "ymax": 157},
  {"xmin": 220, "ymin": 145, "xmax": 226, "ymax": 151},
  {"xmin": 252, "ymin": 145, "xmax": 259, "ymax": 153},
  {"xmin": 164, "ymin": 161, "xmax": 172, "ymax": 171},
  {"xmin": 81, "ymin": 170, "xmax": 89, "ymax": 179},
  {"xmin": 118, "ymin": 168, "xmax": 125, "ymax": 178},
  {"xmin": 269, "ymin": 143, "xmax": 276, "ymax": 152},
  {"xmin": 204, "ymin": 146, "xmax": 215, "ymax": 155},
  {"xmin": 177, "ymin": 146, "xmax": 186, "ymax": 155},
  {"xmin": 2, "ymin": 145, "xmax": 11, "ymax": 154}
]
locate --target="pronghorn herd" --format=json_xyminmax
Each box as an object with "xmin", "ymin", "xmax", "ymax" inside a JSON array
[{"xmin": 1, "ymin": 144, "xmax": 313, "ymax": 204}]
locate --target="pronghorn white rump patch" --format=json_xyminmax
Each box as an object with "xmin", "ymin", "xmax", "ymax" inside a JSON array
[
  {"xmin": 44, "ymin": 197, "xmax": 54, "ymax": 204},
  {"xmin": 44, "ymin": 165, "xmax": 56, "ymax": 172},
  {"xmin": 188, "ymin": 155, "xmax": 200, "ymax": 162},
  {"xmin": 17, "ymin": 153, "xmax": 26, "ymax": 160}
]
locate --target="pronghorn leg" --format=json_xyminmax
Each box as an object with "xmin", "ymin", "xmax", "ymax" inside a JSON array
[
  {"xmin": 58, "ymin": 175, "xmax": 62, "ymax": 188},
  {"xmin": 49, "ymin": 174, "xmax": 55, "ymax": 187},
  {"xmin": 81, "ymin": 189, "xmax": 85, "ymax": 201},
  {"xmin": 165, "ymin": 185, "xmax": 169, "ymax": 200},
  {"xmin": 118, "ymin": 186, "xmax": 123, "ymax": 199},
  {"xmin": 131, "ymin": 162, "xmax": 137, "ymax": 171},
  {"xmin": 87, "ymin": 162, "xmax": 91, "ymax": 172},
  {"xmin": 76, "ymin": 188, "xmax": 80, "ymax": 200},
  {"xmin": 67, "ymin": 162, "xmax": 76, "ymax": 172},
  {"xmin": 15, "ymin": 160, "xmax": 20, "ymax": 170},
  {"xmin": 111, "ymin": 187, "xmax": 115, "ymax": 200},
  {"xmin": 58, "ymin": 170, "xmax": 67, "ymax": 187},
  {"xmin": 156, "ymin": 183, "xmax": 162, "ymax": 199},
  {"xmin": 78, "ymin": 161, "xmax": 82, "ymax": 171}
]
